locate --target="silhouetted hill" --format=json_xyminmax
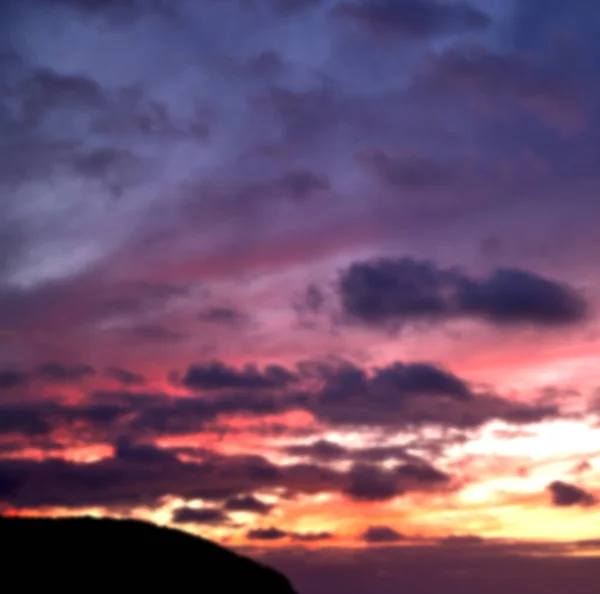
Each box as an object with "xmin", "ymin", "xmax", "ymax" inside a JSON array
[{"xmin": 0, "ymin": 516, "xmax": 297, "ymax": 593}]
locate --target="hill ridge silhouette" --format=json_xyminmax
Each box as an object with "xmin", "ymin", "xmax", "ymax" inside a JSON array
[{"xmin": 1, "ymin": 516, "xmax": 297, "ymax": 593}]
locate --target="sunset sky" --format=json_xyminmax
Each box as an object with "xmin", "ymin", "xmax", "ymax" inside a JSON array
[{"xmin": 1, "ymin": 0, "xmax": 599, "ymax": 588}]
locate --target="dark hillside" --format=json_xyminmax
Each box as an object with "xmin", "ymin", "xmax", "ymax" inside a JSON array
[{"xmin": 0, "ymin": 516, "xmax": 297, "ymax": 593}]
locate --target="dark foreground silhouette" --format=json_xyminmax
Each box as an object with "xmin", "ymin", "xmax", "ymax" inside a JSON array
[{"xmin": 1, "ymin": 516, "xmax": 297, "ymax": 593}]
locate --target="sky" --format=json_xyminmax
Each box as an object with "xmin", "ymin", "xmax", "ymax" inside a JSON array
[{"xmin": 1, "ymin": 0, "xmax": 599, "ymax": 590}]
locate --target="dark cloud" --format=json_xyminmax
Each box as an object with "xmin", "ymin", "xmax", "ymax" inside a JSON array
[
  {"xmin": 395, "ymin": 462, "xmax": 448, "ymax": 483},
  {"xmin": 37, "ymin": 363, "xmax": 96, "ymax": 382},
  {"xmin": 224, "ymin": 495, "xmax": 274, "ymax": 515},
  {"xmin": 343, "ymin": 462, "xmax": 449, "ymax": 502},
  {"xmin": 114, "ymin": 437, "xmax": 176, "ymax": 465},
  {"xmin": 128, "ymin": 324, "xmax": 186, "ymax": 343},
  {"xmin": 338, "ymin": 258, "xmax": 588, "ymax": 328},
  {"xmin": 92, "ymin": 87, "xmax": 209, "ymax": 140},
  {"xmin": 332, "ymin": 0, "xmax": 490, "ymax": 39},
  {"xmin": 247, "ymin": 527, "xmax": 288, "ymax": 541},
  {"xmin": 0, "ymin": 370, "xmax": 29, "ymax": 390},
  {"xmin": 0, "ymin": 441, "xmax": 389, "ymax": 508},
  {"xmin": 292, "ymin": 284, "xmax": 327, "ymax": 327},
  {"xmin": 0, "ymin": 386, "xmax": 303, "ymax": 443},
  {"xmin": 456, "ymin": 269, "xmax": 589, "ymax": 326},
  {"xmin": 356, "ymin": 149, "xmax": 453, "ymax": 188},
  {"xmin": 284, "ymin": 440, "xmax": 348, "ymax": 461},
  {"xmin": 416, "ymin": 43, "xmax": 591, "ymax": 131},
  {"xmin": 370, "ymin": 362, "xmax": 471, "ymax": 400},
  {"xmin": 0, "ymin": 355, "xmax": 560, "ymax": 450},
  {"xmin": 361, "ymin": 525, "xmax": 405, "ymax": 543},
  {"xmin": 22, "ymin": 68, "xmax": 106, "ymax": 110},
  {"xmin": 338, "ymin": 258, "xmax": 454, "ymax": 325},
  {"xmin": 51, "ymin": 1, "xmax": 178, "ymax": 28},
  {"xmin": 105, "ymin": 367, "xmax": 146, "ymax": 386},
  {"xmin": 181, "ymin": 362, "xmax": 298, "ymax": 391},
  {"xmin": 547, "ymin": 481, "xmax": 596, "ymax": 507},
  {"xmin": 70, "ymin": 147, "xmax": 147, "ymax": 196},
  {"xmin": 344, "ymin": 465, "xmax": 401, "ymax": 501},
  {"xmin": 0, "ymin": 450, "xmax": 283, "ymax": 508},
  {"xmin": 0, "ymin": 278, "xmax": 190, "ymax": 359},
  {"xmin": 283, "ymin": 439, "xmax": 413, "ymax": 464},
  {"xmin": 129, "ymin": 391, "xmax": 304, "ymax": 436},
  {"xmin": 197, "ymin": 307, "xmax": 247, "ymax": 326},
  {"xmin": 269, "ymin": 0, "xmax": 322, "ymax": 14},
  {"xmin": 289, "ymin": 531, "xmax": 334, "ymax": 542},
  {"xmin": 86, "ymin": 282, "xmax": 189, "ymax": 322},
  {"xmin": 303, "ymin": 285, "xmax": 325, "ymax": 314},
  {"xmin": 219, "ymin": 169, "xmax": 331, "ymax": 208},
  {"xmin": 0, "ymin": 49, "xmax": 206, "ymax": 195},
  {"xmin": 172, "ymin": 506, "xmax": 230, "ymax": 525},
  {"xmin": 311, "ymin": 360, "xmax": 483, "ymax": 427},
  {"xmin": 256, "ymin": 86, "xmax": 349, "ymax": 150},
  {"xmin": 511, "ymin": 0, "xmax": 600, "ymax": 55},
  {"xmin": 275, "ymin": 169, "xmax": 331, "ymax": 201},
  {"xmin": 0, "ymin": 406, "xmax": 50, "ymax": 436}
]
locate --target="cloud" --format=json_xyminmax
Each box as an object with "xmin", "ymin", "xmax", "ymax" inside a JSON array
[
  {"xmin": 114, "ymin": 437, "xmax": 176, "ymax": 465},
  {"xmin": 0, "ymin": 436, "xmax": 453, "ymax": 509},
  {"xmin": 0, "ymin": 355, "xmax": 560, "ymax": 448},
  {"xmin": 310, "ymin": 360, "xmax": 511, "ymax": 428},
  {"xmin": 224, "ymin": 495, "xmax": 274, "ymax": 515},
  {"xmin": 70, "ymin": 147, "xmax": 147, "ymax": 196},
  {"xmin": 104, "ymin": 367, "xmax": 146, "ymax": 386},
  {"xmin": 343, "ymin": 462, "xmax": 449, "ymax": 501},
  {"xmin": 289, "ymin": 531, "xmax": 334, "ymax": 542},
  {"xmin": 180, "ymin": 362, "xmax": 298, "ymax": 391},
  {"xmin": 337, "ymin": 257, "xmax": 588, "ymax": 328},
  {"xmin": 91, "ymin": 282, "xmax": 190, "ymax": 321},
  {"xmin": 283, "ymin": 440, "xmax": 348, "ymax": 461},
  {"xmin": 275, "ymin": 169, "xmax": 331, "ymax": 201},
  {"xmin": 361, "ymin": 525, "xmax": 405, "ymax": 543},
  {"xmin": 0, "ymin": 407, "xmax": 50, "ymax": 436},
  {"xmin": 37, "ymin": 363, "xmax": 96, "ymax": 383},
  {"xmin": 415, "ymin": 42, "xmax": 591, "ymax": 131},
  {"xmin": 247, "ymin": 527, "xmax": 289, "ymax": 540},
  {"xmin": 283, "ymin": 440, "xmax": 413, "ymax": 463},
  {"xmin": 370, "ymin": 362, "xmax": 471, "ymax": 399},
  {"xmin": 76, "ymin": 0, "xmax": 171, "ymax": 12},
  {"xmin": 197, "ymin": 307, "xmax": 247, "ymax": 326},
  {"xmin": 456, "ymin": 269, "xmax": 589, "ymax": 326},
  {"xmin": 129, "ymin": 391, "xmax": 305, "ymax": 436},
  {"xmin": 332, "ymin": 0, "xmax": 490, "ymax": 39},
  {"xmin": 250, "ymin": 525, "xmax": 336, "ymax": 543},
  {"xmin": 0, "ymin": 450, "xmax": 281, "ymax": 508},
  {"xmin": 23, "ymin": 68, "xmax": 106, "ymax": 109},
  {"xmin": 547, "ymin": 481, "xmax": 596, "ymax": 507},
  {"xmin": 344, "ymin": 465, "xmax": 403, "ymax": 501},
  {"xmin": 0, "ymin": 386, "xmax": 303, "ymax": 443},
  {"xmin": 356, "ymin": 149, "xmax": 453, "ymax": 188},
  {"xmin": 216, "ymin": 169, "xmax": 332, "ymax": 208},
  {"xmin": 269, "ymin": 0, "xmax": 322, "ymax": 14},
  {"xmin": 0, "ymin": 370, "xmax": 29, "ymax": 390},
  {"xmin": 127, "ymin": 325, "xmax": 186, "ymax": 344},
  {"xmin": 172, "ymin": 506, "xmax": 230, "ymax": 525}
]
